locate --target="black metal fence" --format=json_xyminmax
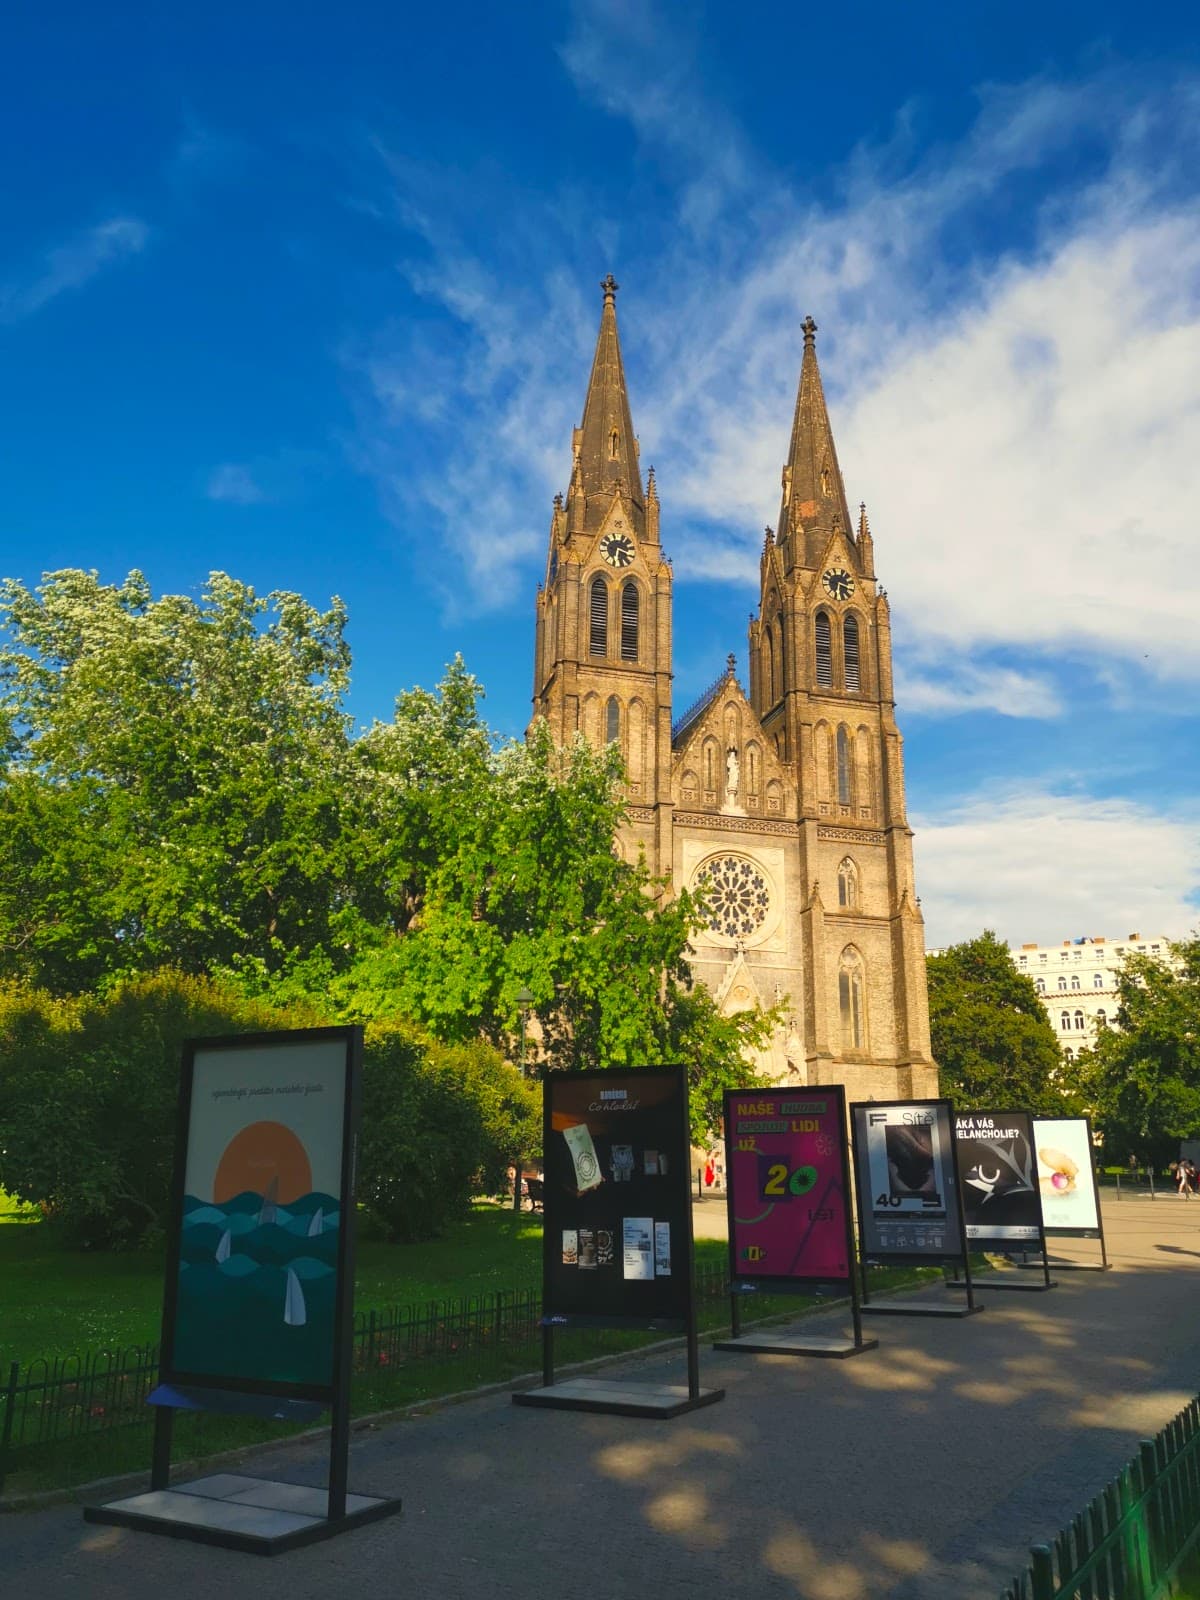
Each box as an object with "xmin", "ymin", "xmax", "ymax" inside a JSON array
[
  {"xmin": 1000, "ymin": 1395, "xmax": 1200, "ymax": 1599},
  {"xmin": 0, "ymin": 1261, "xmax": 735, "ymax": 1496}
]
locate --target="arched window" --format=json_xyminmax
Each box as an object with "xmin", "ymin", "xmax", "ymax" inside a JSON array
[
  {"xmin": 589, "ymin": 577, "xmax": 608, "ymax": 656},
  {"xmin": 605, "ymin": 696, "xmax": 620, "ymax": 745},
  {"xmin": 1058, "ymin": 975, "xmax": 1068, "ymax": 991},
  {"xmin": 815, "ymin": 611, "xmax": 833, "ymax": 687},
  {"xmin": 763, "ymin": 630, "xmax": 775, "ymax": 706},
  {"xmin": 1093, "ymin": 973, "xmax": 1104, "ymax": 988},
  {"xmin": 609, "ymin": 428, "xmax": 619, "ymax": 459},
  {"xmin": 837, "ymin": 857, "xmax": 857, "ymax": 910},
  {"xmin": 1074, "ymin": 1010, "xmax": 1085, "ymax": 1031},
  {"xmin": 1060, "ymin": 1011, "xmax": 1071, "ymax": 1029},
  {"xmin": 704, "ymin": 742, "xmax": 715, "ymax": 792},
  {"xmin": 775, "ymin": 612, "xmax": 786, "ymax": 695},
  {"xmin": 747, "ymin": 743, "xmax": 759, "ymax": 796},
  {"xmin": 1070, "ymin": 973, "xmax": 1080, "ymax": 990},
  {"xmin": 620, "ymin": 582, "xmax": 639, "ymax": 661},
  {"xmin": 843, "ymin": 615, "xmax": 861, "ymax": 691},
  {"xmin": 838, "ymin": 948, "xmax": 866, "ymax": 1051},
  {"xmin": 836, "ymin": 726, "xmax": 851, "ymax": 805},
  {"xmin": 1096, "ymin": 1009, "xmax": 1107, "ymax": 1028},
  {"xmin": 1036, "ymin": 978, "xmax": 1045, "ymax": 993}
]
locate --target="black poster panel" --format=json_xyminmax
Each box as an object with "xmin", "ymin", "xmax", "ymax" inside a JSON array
[
  {"xmin": 954, "ymin": 1110, "xmax": 1047, "ymax": 1249},
  {"xmin": 851, "ymin": 1099, "xmax": 967, "ymax": 1265},
  {"xmin": 158, "ymin": 1026, "xmax": 362, "ymax": 1405},
  {"xmin": 542, "ymin": 1067, "xmax": 691, "ymax": 1328}
]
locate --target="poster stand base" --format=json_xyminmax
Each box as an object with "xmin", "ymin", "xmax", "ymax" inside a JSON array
[
  {"xmin": 713, "ymin": 1330, "xmax": 876, "ymax": 1359},
  {"xmin": 862, "ymin": 1299, "xmax": 982, "ymax": 1319},
  {"xmin": 83, "ymin": 1474, "xmax": 402, "ymax": 1556},
  {"xmin": 1017, "ymin": 1258, "xmax": 1109, "ymax": 1272},
  {"xmin": 947, "ymin": 1273, "xmax": 1057, "ymax": 1292},
  {"xmin": 513, "ymin": 1378, "xmax": 724, "ymax": 1418}
]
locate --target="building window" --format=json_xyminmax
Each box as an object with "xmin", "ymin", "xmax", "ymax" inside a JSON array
[
  {"xmin": 1060, "ymin": 1011, "xmax": 1071, "ymax": 1030},
  {"xmin": 815, "ymin": 611, "xmax": 833, "ymax": 688},
  {"xmin": 1074, "ymin": 1010, "xmax": 1085, "ymax": 1031},
  {"xmin": 589, "ymin": 577, "xmax": 608, "ymax": 656},
  {"xmin": 839, "ymin": 948, "xmax": 866, "ymax": 1052},
  {"xmin": 1094, "ymin": 973, "xmax": 1104, "ymax": 987},
  {"xmin": 605, "ymin": 696, "xmax": 620, "ymax": 744},
  {"xmin": 836, "ymin": 726, "xmax": 852, "ymax": 805},
  {"xmin": 610, "ymin": 428, "xmax": 619, "ymax": 459},
  {"xmin": 1070, "ymin": 974, "xmax": 1080, "ymax": 989},
  {"xmin": 843, "ymin": 615, "xmax": 861, "ymax": 691},
  {"xmin": 1039, "ymin": 954, "xmax": 1047, "ymax": 965},
  {"xmin": 1152, "ymin": 943, "xmax": 1161, "ymax": 953},
  {"xmin": 1096, "ymin": 1009, "xmax": 1107, "ymax": 1028},
  {"xmin": 837, "ymin": 857, "xmax": 858, "ymax": 910},
  {"xmin": 1058, "ymin": 976, "xmax": 1068, "ymax": 991},
  {"xmin": 1036, "ymin": 978, "xmax": 1045, "ymax": 993},
  {"xmin": 620, "ymin": 582, "xmax": 639, "ymax": 661},
  {"xmin": 1018, "ymin": 955, "xmax": 1027, "ymax": 967}
]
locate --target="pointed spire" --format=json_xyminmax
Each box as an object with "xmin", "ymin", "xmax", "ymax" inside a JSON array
[
  {"xmin": 573, "ymin": 274, "xmax": 644, "ymax": 535},
  {"xmin": 858, "ymin": 501, "xmax": 875, "ymax": 578},
  {"xmin": 776, "ymin": 314, "xmax": 854, "ymax": 570}
]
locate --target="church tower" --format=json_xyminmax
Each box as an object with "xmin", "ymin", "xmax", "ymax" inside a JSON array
[
  {"xmin": 532, "ymin": 285, "xmax": 935, "ymax": 1097},
  {"xmin": 532, "ymin": 275, "xmax": 674, "ymax": 874}
]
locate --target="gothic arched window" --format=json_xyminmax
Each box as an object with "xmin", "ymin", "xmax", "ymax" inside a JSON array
[
  {"xmin": 609, "ymin": 428, "xmax": 619, "ymax": 459},
  {"xmin": 589, "ymin": 576, "xmax": 608, "ymax": 657},
  {"xmin": 837, "ymin": 857, "xmax": 857, "ymax": 909},
  {"xmin": 839, "ymin": 947, "xmax": 866, "ymax": 1051},
  {"xmin": 1036, "ymin": 978, "xmax": 1045, "ymax": 993},
  {"xmin": 775, "ymin": 611, "xmax": 786, "ymax": 695},
  {"xmin": 605, "ymin": 695, "xmax": 620, "ymax": 745},
  {"xmin": 836, "ymin": 725, "xmax": 852, "ymax": 805},
  {"xmin": 1058, "ymin": 975, "xmax": 1068, "ymax": 991},
  {"xmin": 815, "ymin": 611, "xmax": 833, "ymax": 688},
  {"xmin": 843, "ymin": 614, "xmax": 861, "ymax": 691},
  {"xmin": 763, "ymin": 630, "xmax": 775, "ymax": 706},
  {"xmin": 620, "ymin": 581, "xmax": 639, "ymax": 661}
]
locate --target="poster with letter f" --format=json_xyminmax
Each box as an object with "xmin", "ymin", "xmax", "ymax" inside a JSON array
[
  {"xmin": 850, "ymin": 1099, "xmax": 966, "ymax": 1264},
  {"xmin": 724, "ymin": 1085, "xmax": 853, "ymax": 1289},
  {"xmin": 954, "ymin": 1110, "xmax": 1047, "ymax": 1247},
  {"xmin": 1032, "ymin": 1117, "xmax": 1102, "ymax": 1237}
]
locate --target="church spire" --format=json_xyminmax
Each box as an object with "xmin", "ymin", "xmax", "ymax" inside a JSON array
[
  {"xmin": 572, "ymin": 274, "xmax": 644, "ymax": 535},
  {"xmin": 776, "ymin": 315, "xmax": 854, "ymax": 570}
]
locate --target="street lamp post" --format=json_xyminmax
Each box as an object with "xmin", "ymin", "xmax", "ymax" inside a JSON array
[{"xmin": 513, "ymin": 987, "xmax": 534, "ymax": 1213}]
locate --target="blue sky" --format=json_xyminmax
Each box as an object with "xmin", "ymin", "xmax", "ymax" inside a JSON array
[{"xmin": 2, "ymin": 0, "xmax": 1198, "ymax": 948}]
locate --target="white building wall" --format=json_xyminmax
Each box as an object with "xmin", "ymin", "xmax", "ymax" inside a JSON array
[{"xmin": 1009, "ymin": 933, "xmax": 1172, "ymax": 1058}]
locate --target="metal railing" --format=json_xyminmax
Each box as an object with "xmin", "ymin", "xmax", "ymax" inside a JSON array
[{"xmin": 1001, "ymin": 1395, "xmax": 1200, "ymax": 1599}]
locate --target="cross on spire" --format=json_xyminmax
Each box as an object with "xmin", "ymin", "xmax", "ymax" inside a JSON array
[{"xmin": 601, "ymin": 273, "xmax": 619, "ymax": 304}]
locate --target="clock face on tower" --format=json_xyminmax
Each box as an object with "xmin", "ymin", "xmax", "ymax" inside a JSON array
[
  {"xmin": 599, "ymin": 532, "xmax": 635, "ymax": 568},
  {"xmin": 821, "ymin": 567, "xmax": 855, "ymax": 601}
]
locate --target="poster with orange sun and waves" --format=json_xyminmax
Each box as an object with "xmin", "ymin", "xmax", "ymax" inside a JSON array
[{"xmin": 167, "ymin": 1031, "xmax": 355, "ymax": 1395}]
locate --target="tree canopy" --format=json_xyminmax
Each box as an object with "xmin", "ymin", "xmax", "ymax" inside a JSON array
[
  {"xmin": 927, "ymin": 930, "xmax": 1074, "ymax": 1113},
  {"xmin": 1078, "ymin": 936, "xmax": 1200, "ymax": 1167}
]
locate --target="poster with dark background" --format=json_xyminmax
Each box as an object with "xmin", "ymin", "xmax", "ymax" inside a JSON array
[
  {"xmin": 543, "ymin": 1067, "xmax": 691, "ymax": 1327},
  {"xmin": 954, "ymin": 1110, "xmax": 1046, "ymax": 1246},
  {"xmin": 852, "ymin": 1099, "xmax": 965, "ymax": 1263}
]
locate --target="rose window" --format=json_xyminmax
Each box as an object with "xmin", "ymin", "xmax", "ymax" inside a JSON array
[{"xmin": 697, "ymin": 855, "xmax": 770, "ymax": 940}]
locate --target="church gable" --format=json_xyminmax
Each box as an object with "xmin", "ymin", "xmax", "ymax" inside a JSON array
[{"xmin": 672, "ymin": 666, "xmax": 792, "ymax": 820}]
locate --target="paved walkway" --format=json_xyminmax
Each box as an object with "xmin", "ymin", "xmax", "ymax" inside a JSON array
[{"xmin": 7, "ymin": 1199, "xmax": 1199, "ymax": 1599}]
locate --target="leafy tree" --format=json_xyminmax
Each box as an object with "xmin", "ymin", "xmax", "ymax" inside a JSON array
[
  {"xmin": 927, "ymin": 930, "xmax": 1074, "ymax": 1113},
  {"xmin": 1078, "ymin": 936, "xmax": 1200, "ymax": 1168}
]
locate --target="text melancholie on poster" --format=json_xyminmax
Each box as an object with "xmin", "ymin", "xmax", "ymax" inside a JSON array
[
  {"xmin": 726, "ymin": 1088, "xmax": 850, "ymax": 1286},
  {"xmin": 166, "ymin": 1034, "xmax": 351, "ymax": 1395},
  {"xmin": 544, "ymin": 1069, "xmax": 690, "ymax": 1326},
  {"xmin": 851, "ymin": 1100, "xmax": 963, "ymax": 1262},
  {"xmin": 955, "ymin": 1111, "xmax": 1046, "ymax": 1246},
  {"xmin": 1032, "ymin": 1117, "xmax": 1101, "ymax": 1236}
]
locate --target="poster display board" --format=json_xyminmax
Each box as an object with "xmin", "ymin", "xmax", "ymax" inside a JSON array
[
  {"xmin": 160, "ymin": 1027, "xmax": 359, "ymax": 1401},
  {"xmin": 1031, "ymin": 1116, "xmax": 1102, "ymax": 1237},
  {"xmin": 954, "ymin": 1110, "xmax": 1047, "ymax": 1248},
  {"xmin": 542, "ymin": 1066, "xmax": 692, "ymax": 1328},
  {"xmin": 850, "ymin": 1099, "xmax": 966, "ymax": 1263},
  {"xmin": 724, "ymin": 1085, "xmax": 853, "ymax": 1289}
]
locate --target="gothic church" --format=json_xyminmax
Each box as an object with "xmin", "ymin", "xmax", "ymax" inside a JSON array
[{"xmin": 532, "ymin": 276, "xmax": 936, "ymax": 1099}]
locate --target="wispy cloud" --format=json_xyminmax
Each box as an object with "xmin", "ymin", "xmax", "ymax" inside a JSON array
[
  {"xmin": 897, "ymin": 663, "xmax": 1063, "ymax": 720},
  {"xmin": 913, "ymin": 788, "xmax": 1200, "ymax": 948},
  {"xmin": 0, "ymin": 216, "xmax": 150, "ymax": 324},
  {"xmin": 206, "ymin": 463, "xmax": 269, "ymax": 505}
]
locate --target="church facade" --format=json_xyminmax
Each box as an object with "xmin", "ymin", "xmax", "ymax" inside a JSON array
[{"xmin": 531, "ymin": 276, "xmax": 936, "ymax": 1100}]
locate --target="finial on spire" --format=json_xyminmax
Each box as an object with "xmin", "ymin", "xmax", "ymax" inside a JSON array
[
  {"xmin": 601, "ymin": 273, "xmax": 619, "ymax": 304},
  {"xmin": 802, "ymin": 314, "xmax": 818, "ymax": 346},
  {"xmin": 554, "ymin": 491, "xmax": 564, "ymax": 511},
  {"xmin": 726, "ymin": 652, "xmax": 736, "ymax": 676},
  {"xmin": 763, "ymin": 526, "xmax": 774, "ymax": 549},
  {"xmin": 647, "ymin": 464, "xmax": 657, "ymax": 498}
]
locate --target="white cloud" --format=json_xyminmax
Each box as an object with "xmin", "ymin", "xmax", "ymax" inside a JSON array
[
  {"xmin": 0, "ymin": 216, "xmax": 149, "ymax": 323},
  {"xmin": 206, "ymin": 463, "xmax": 268, "ymax": 505},
  {"xmin": 912, "ymin": 789, "xmax": 1200, "ymax": 949},
  {"xmin": 896, "ymin": 663, "xmax": 1063, "ymax": 720}
]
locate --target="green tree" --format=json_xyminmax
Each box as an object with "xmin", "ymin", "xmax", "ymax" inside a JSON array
[
  {"xmin": 927, "ymin": 930, "xmax": 1073, "ymax": 1113},
  {"xmin": 1079, "ymin": 935, "xmax": 1200, "ymax": 1168},
  {"xmin": 0, "ymin": 570, "xmax": 363, "ymax": 989}
]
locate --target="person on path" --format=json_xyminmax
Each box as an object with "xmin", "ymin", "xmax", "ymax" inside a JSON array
[{"xmin": 1175, "ymin": 1160, "xmax": 1195, "ymax": 1199}]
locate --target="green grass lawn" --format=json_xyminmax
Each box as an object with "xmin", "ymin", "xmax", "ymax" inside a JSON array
[{"xmin": 0, "ymin": 1197, "xmax": 730, "ymax": 1369}]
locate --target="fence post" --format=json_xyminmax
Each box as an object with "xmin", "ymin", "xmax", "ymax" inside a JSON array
[
  {"xmin": 1030, "ymin": 1543, "xmax": 1055, "ymax": 1600},
  {"xmin": 0, "ymin": 1361, "xmax": 18, "ymax": 1494},
  {"xmin": 1139, "ymin": 1437, "xmax": 1163, "ymax": 1583},
  {"xmin": 1116, "ymin": 1172, "xmax": 1122, "ymax": 1200},
  {"xmin": 1150, "ymin": 1168, "xmax": 1156, "ymax": 1200}
]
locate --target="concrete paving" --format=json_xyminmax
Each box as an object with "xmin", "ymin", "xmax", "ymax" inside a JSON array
[{"xmin": 6, "ymin": 1196, "xmax": 1198, "ymax": 1599}]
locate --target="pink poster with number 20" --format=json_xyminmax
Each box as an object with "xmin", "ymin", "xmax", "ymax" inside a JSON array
[{"xmin": 726, "ymin": 1088, "xmax": 850, "ymax": 1284}]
